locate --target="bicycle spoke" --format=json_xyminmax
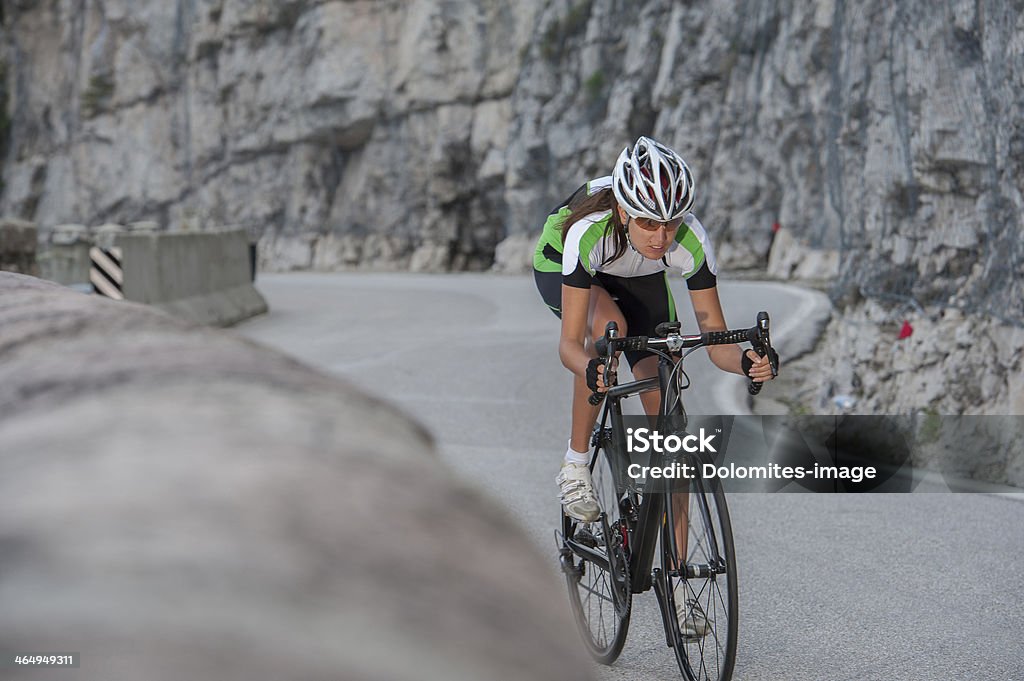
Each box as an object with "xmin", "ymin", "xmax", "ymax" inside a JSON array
[{"xmin": 577, "ymin": 578, "xmax": 616, "ymax": 604}]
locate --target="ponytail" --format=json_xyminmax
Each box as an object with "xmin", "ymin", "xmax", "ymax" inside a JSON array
[{"xmin": 559, "ymin": 187, "xmax": 628, "ymax": 267}]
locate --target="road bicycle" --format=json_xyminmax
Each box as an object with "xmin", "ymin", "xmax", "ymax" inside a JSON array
[{"xmin": 557, "ymin": 312, "xmax": 777, "ymax": 681}]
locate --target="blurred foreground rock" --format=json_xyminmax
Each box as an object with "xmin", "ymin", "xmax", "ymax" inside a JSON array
[{"xmin": 0, "ymin": 273, "xmax": 591, "ymax": 681}]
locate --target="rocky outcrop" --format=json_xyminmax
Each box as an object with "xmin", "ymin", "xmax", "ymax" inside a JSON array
[
  {"xmin": 1, "ymin": 0, "xmax": 1021, "ymax": 413},
  {"xmin": 773, "ymin": 298, "xmax": 1024, "ymax": 417}
]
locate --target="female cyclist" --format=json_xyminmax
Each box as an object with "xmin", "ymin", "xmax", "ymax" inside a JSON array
[{"xmin": 533, "ymin": 136, "xmax": 777, "ymax": 523}]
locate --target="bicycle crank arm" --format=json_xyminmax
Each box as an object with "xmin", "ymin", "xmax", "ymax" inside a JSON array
[{"xmin": 564, "ymin": 538, "xmax": 611, "ymax": 572}]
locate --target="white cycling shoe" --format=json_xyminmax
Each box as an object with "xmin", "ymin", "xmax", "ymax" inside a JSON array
[
  {"xmin": 674, "ymin": 584, "xmax": 714, "ymax": 638},
  {"xmin": 556, "ymin": 462, "xmax": 601, "ymax": 523}
]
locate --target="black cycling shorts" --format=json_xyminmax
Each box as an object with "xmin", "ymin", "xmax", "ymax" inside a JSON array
[{"xmin": 533, "ymin": 269, "xmax": 677, "ymax": 369}]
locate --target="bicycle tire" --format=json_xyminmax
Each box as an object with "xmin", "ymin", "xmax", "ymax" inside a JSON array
[
  {"xmin": 560, "ymin": 439, "xmax": 632, "ymax": 664},
  {"xmin": 660, "ymin": 468, "xmax": 738, "ymax": 681}
]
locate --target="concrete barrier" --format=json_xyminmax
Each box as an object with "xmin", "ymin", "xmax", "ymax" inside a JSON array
[
  {"xmin": 0, "ymin": 218, "xmax": 38, "ymax": 275},
  {"xmin": 111, "ymin": 228, "xmax": 267, "ymax": 326},
  {"xmin": 38, "ymin": 225, "xmax": 267, "ymax": 326},
  {"xmin": 0, "ymin": 273, "xmax": 592, "ymax": 681},
  {"xmin": 37, "ymin": 223, "xmax": 92, "ymax": 286}
]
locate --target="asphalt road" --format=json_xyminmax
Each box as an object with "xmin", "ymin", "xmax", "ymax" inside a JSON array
[{"xmin": 237, "ymin": 272, "xmax": 1024, "ymax": 681}]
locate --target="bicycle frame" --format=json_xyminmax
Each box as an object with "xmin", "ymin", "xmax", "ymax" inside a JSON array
[
  {"xmin": 563, "ymin": 314, "xmax": 768, "ymax": 678},
  {"xmin": 590, "ymin": 352, "xmax": 687, "ymax": 595}
]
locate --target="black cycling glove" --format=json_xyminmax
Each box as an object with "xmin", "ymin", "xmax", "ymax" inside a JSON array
[
  {"xmin": 742, "ymin": 348, "xmax": 780, "ymax": 378},
  {"xmin": 586, "ymin": 357, "xmax": 606, "ymax": 392}
]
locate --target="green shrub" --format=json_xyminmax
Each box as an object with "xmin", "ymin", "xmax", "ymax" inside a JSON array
[
  {"xmin": 584, "ymin": 70, "xmax": 605, "ymax": 101},
  {"xmin": 82, "ymin": 73, "xmax": 116, "ymax": 118}
]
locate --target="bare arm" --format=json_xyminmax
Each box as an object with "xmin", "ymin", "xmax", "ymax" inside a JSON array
[
  {"xmin": 558, "ymin": 284, "xmax": 595, "ymax": 377},
  {"xmin": 688, "ymin": 286, "xmax": 774, "ymax": 382}
]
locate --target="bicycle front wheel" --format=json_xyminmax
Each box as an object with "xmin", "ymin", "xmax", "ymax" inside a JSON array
[
  {"xmin": 560, "ymin": 440, "xmax": 632, "ymax": 664},
  {"xmin": 661, "ymin": 473, "xmax": 738, "ymax": 681}
]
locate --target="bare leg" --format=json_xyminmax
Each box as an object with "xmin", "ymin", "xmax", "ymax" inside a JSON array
[
  {"xmin": 629, "ymin": 355, "xmax": 662, "ymax": 418},
  {"xmin": 671, "ymin": 491, "xmax": 689, "ymax": 570},
  {"xmin": 568, "ymin": 287, "xmax": 626, "ymax": 454}
]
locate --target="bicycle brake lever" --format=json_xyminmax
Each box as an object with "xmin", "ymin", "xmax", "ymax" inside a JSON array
[
  {"xmin": 756, "ymin": 311, "xmax": 778, "ymax": 377},
  {"xmin": 589, "ymin": 322, "xmax": 619, "ymax": 405},
  {"xmin": 747, "ymin": 312, "xmax": 775, "ymax": 395}
]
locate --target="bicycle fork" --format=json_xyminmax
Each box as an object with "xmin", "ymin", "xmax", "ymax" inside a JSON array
[{"xmin": 651, "ymin": 567, "xmax": 677, "ymax": 648}]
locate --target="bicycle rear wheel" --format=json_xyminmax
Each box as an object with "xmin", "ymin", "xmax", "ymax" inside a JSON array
[
  {"xmin": 661, "ymin": 472, "xmax": 738, "ymax": 681},
  {"xmin": 559, "ymin": 439, "xmax": 632, "ymax": 663}
]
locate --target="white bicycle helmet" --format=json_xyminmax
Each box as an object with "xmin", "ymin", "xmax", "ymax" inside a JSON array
[{"xmin": 612, "ymin": 136, "xmax": 695, "ymax": 221}]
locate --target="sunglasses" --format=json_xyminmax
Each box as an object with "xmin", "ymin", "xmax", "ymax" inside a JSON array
[{"xmin": 630, "ymin": 216, "xmax": 684, "ymax": 232}]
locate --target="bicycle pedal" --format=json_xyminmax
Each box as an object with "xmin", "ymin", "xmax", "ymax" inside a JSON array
[
  {"xmin": 558, "ymin": 546, "xmax": 583, "ymax": 576},
  {"xmin": 573, "ymin": 527, "xmax": 599, "ymax": 548}
]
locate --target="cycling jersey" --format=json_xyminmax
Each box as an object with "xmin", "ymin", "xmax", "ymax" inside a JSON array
[{"xmin": 533, "ymin": 176, "xmax": 718, "ymax": 291}]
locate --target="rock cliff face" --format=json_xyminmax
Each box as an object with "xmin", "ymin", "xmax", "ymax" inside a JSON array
[{"xmin": 1, "ymin": 0, "xmax": 1021, "ymax": 414}]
